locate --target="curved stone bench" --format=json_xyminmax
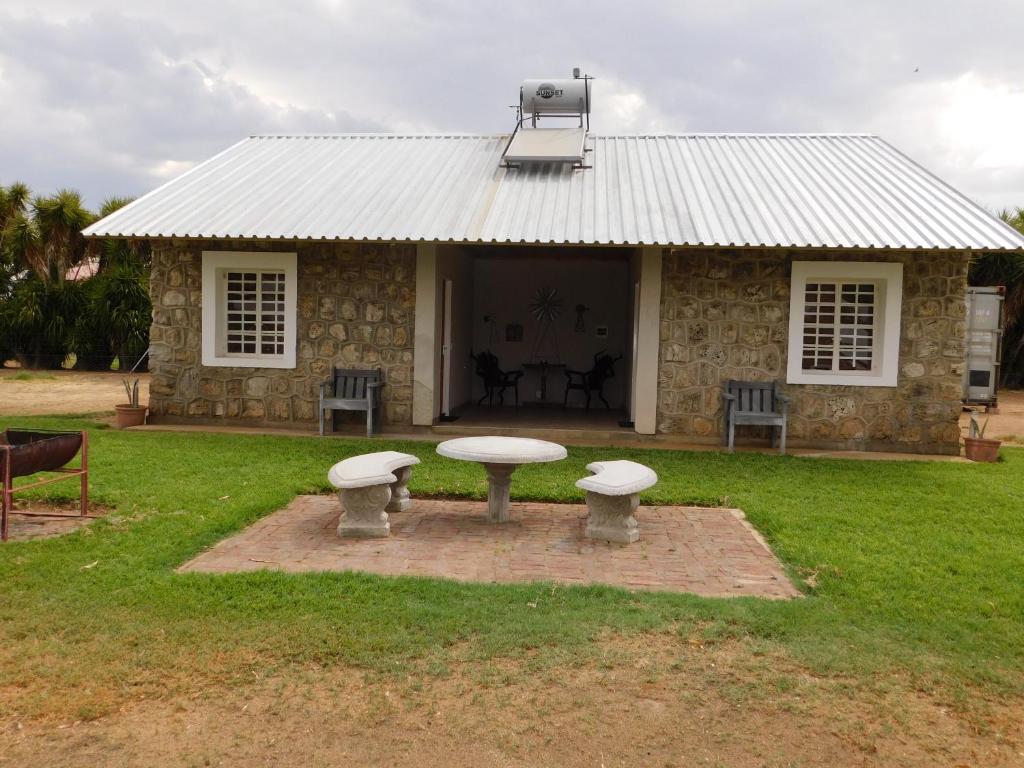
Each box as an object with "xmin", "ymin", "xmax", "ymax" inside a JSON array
[
  {"xmin": 328, "ymin": 451, "xmax": 421, "ymax": 538},
  {"xmin": 576, "ymin": 460, "xmax": 658, "ymax": 544}
]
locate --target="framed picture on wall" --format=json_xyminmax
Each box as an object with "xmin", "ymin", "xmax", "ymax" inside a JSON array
[
  {"xmin": 506, "ymin": 323, "xmax": 524, "ymax": 342},
  {"xmin": 595, "ymin": 325, "xmax": 609, "ymax": 339}
]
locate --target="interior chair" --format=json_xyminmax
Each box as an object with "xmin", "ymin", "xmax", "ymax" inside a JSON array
[
  {"xmin": 471, "ymin": 351, "xmax": 524, "ymax": 407},
  {"xmin": 563, "ymin": 351, "xmax": 622, "ymax": 410}
]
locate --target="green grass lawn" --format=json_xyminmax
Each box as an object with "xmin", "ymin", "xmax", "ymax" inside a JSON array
[{"xmin": 2, "ymin": 415, "xmax": 1023, "ymax": 719}]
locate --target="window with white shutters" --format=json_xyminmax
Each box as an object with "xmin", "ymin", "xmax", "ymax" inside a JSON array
[{"xmin": 787, "ymin": 262, "xmax": 902, "ymax": 387}]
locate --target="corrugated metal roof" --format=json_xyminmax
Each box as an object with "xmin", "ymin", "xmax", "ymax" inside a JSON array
[{"xmin": 83, "ymin": 133, "xmax": 1024, "ymax": 250}]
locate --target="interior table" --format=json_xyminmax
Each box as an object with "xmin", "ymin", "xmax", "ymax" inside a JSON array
[
  {"xmin": 522, "ymin": 362, "xmax": 567, "ymax": 403},
  {"xmin": 436, "ymin": 436, "xmax": 567, "ymax": 522}
]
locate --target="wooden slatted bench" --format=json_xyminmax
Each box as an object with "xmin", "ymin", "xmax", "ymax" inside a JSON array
[
  {"xmin": 327, "ymin": 451, "xmax": 420, "ymax": 537},
  {"xmin": 576, "ymin": 460, "xmax": 658, "ymax": 544},
  {"xmin": 319, "ymin": 368, "xmax": 383, "ymax": 437},
  {"xmin": 722, "ymin": 380, "xmax": 790, "ymax": 455}
]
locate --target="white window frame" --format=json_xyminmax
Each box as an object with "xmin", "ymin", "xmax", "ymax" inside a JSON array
[
  {"xmin": 786, "ymin": 261, "xmax": 902, "ymax": 387},
  {"xmin": 201, "ymin": 251, "xmax": 297, "ymax": 369}
]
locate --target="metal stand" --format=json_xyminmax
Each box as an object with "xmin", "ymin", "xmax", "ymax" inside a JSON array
[{"xmin": 1, "ymin": 431, "xmax": 89, "ymax": 542}]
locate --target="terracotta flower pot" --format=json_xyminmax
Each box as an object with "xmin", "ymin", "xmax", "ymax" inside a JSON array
[
  {"xmin": 115, "ymin": 403, "xmax": 147, "ymax": 429},
  {"xmin": 964, "ymin": 436, "xmax": 1000, "ymax": 463}
]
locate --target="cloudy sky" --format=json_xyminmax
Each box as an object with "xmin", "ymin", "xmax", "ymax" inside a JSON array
[{"xmin": 1, "ymin": 0, "xmax": 1023, "ymax": 213}]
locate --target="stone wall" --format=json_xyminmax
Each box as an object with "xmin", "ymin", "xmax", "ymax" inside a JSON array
[
  {"xmin": 657, "ymin": 248, "xmax": 968, "ymax": 453},
  {"xmin": 148, "ymin": 239, "xmax": 416, "ymax": 427}
]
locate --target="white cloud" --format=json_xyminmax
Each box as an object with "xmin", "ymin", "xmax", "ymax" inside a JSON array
[
  {"xmin": 936, "ymin": 73, "xmax": 1024, "ymax": 169},
  {"xmin": 1, "ymin": 1, "xmax": 1023, "ymax": 211},
  {"xmin": 595, "ymin": 77, "xmax": 672, "ymax": 133}
]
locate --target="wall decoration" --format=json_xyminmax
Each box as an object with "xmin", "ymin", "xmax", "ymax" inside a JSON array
[
  {"xmin": 595, "ymin": 325, "xmax": 609, "ymax": 339},
  {"xmin": 483, "ymin": 314, "xmax": 498, "ymax": 345},
  {"xmin": 529, "ymin": 287, "xmax": 563, "ymax": 362},
  {"xmin": 529, "ymin": 287, "xmax": 563, "ymax": 323},
  {"xmin": 505, "ymin": 323, "xmax": 523, "ymax": 342},
  {"xmin": 574, "ymin": 303, "xmax": 589, "ymax": 333}
]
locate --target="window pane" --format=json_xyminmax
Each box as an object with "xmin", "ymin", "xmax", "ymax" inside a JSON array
[
  {"xmin": 800, "ymin": 276, "xmax": 877, "ymax": 374},
  {"xmin": 222, "ymin": 268, "xmax": 287, "ymax": 359}
]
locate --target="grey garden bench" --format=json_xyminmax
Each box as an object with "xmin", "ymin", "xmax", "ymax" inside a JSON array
[
  {"xmin": 319, "ymin": 368, "xmax": 382, "ymax": 438},
  {"xmin": 722, "ymin": 380, "xmax": 790, "ymax": 455},
  {"xmin": 327, "ymin": 451, "xmax": 420, "ymax": 537},
  {"xmin": 576, "ymin": 459, "xmax": 658, "ymax": 544}
]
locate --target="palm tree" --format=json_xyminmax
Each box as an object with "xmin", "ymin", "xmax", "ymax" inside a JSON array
[
  {"xmin": 0, "ymin": 181, "xmax": 31, "ymax": 236},
  {"xmin": 30, "ymin": 189, "xmax": 95, "ymax": 281},
  {"xmin": 0, "ymin": 181, "xmax": 32, "ymax": 297},
  {"xmin": 0, "ymin": 186, "xmax": 95, "ymax": 368},
  {"xmin": 970, "ymin": 209, "xmax": 1024, "ymax": 386}
]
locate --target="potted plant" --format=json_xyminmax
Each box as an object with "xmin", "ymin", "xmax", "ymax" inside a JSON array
[
  {"xmin": 964, "ymin": 412, "xmax": 1000, "ymax": 462},
  {"xmin": 115, "ymin": 377, "xmax": 147, "ymax": 429}
]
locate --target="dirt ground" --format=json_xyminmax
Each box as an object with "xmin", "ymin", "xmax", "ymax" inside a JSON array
[
  {"xmin": 0, "ymin": 369, "xmax": 151, "ymax": 417},
  {"xmin": 3, "ymin": 499, "xmax": 107, "ymax": 541},
  {"xmin": 969, "ymin": 389, "xmax": 1024, "ymax": 441},
  {"xmin": 1, "ymin": 636, "xmax": 1020, "ymax": 767}
]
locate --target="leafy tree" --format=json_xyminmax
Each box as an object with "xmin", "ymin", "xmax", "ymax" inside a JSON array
[
  {"xmin": 74, "ymin": 197, "xmax": 152, "ymax": 371},
  {"xmin": 0, "ymin": 181, "xmax": 31, "ymax": 298},
  {"xmin": 0, "ymin": 184, "xmax": 95, "ymax": 368},
  {"xmin": 2, "ymin": 276, "xmax": 87, "ymax": 368},
  {"xmin": 30, "ymin": 189, "xmax": 94, "ymax": 281}
]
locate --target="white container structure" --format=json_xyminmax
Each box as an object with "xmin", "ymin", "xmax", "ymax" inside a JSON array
[
  {"xmin": 963, "ymin": 286, "xmax": 1004, "ymax": 409},
  {"xmin": 520, "ymin": 78, "xmax": 590, "ymax": 116}
]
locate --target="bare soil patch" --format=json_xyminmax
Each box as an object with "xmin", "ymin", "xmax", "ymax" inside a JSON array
[
  {"xmin": 961, "ymin": 389, "xmax": 1024, "ymax": 444},
  {"xmin": 1, "ymin": 636, "xmax": 1020, "ymax": 767},
  {"xmin": 0, "ymin": 370, "xmax": 150, "ymax": 417},
  {"xmin": 3, "ymin": 499, "xmax": 107, "ymax": 541}
]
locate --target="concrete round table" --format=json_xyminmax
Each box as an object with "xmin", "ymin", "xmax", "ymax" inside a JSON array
[{"xmin": 436, "ymin": 436, "xmax": 567, "ymax": 523}]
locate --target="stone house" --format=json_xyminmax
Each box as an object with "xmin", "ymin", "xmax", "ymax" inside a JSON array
[{"xmin": 83, "ymin": 133, "xmax": 1024, "ymax": 454}]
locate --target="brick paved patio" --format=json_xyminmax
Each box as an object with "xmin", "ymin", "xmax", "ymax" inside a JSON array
[{"xmin": 180, "ymin": 496, "xmax": 799, "ymax": 598}]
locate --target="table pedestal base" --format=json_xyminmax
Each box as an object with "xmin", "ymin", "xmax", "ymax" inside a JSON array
[{"xmin": 483, "ymin": 463, "xmax": 518, "ymax": 523}]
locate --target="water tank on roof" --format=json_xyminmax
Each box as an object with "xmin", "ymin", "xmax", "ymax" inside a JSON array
[{"xmin": 521, "ymin": 78, "xmax": 590, "ymax": 115}]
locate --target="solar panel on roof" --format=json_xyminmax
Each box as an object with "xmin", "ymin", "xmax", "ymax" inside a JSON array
[{"xmin": 503, "ymin": 127, "xmax": 587, "ymax": 164}]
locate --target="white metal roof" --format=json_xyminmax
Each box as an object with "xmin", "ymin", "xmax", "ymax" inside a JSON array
[{"xmin": 83, "ymin": 133, "xmax": 1024, "ymax": 250}]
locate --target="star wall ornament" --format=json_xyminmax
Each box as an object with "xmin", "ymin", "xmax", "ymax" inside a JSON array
[{"xmin": 529, "ymin": 287, "xmax": 563, "ymax": 323}]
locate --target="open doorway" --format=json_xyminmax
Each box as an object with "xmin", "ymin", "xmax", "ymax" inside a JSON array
[{"xmin": 452, "ymin": 246, "xmax": 636, "ymax": 431}]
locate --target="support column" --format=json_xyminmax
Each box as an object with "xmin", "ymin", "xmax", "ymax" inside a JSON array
[
  {"xmin": 386, "ymin": 466, "xmax": 414, "ymax": 512},
  {"xmin": 483, "ymin": 463, "xmax": 517, "ymax": 523},
  {"xmin": 412, "ymin": 243, "xmax": 438, "ymax": 426},
  {"xmin": 634, "ymin": 246, "xmax": 663, "ymax": 435}
]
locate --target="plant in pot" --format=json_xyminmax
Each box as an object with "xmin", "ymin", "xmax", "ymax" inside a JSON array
[
  {"xmin": 115, "ymin": 377, "xmax": 147, "ymax": 429},
  {"xmin": 964, "ymin": 411, "xmax": 1001, "ymax": 462}
]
